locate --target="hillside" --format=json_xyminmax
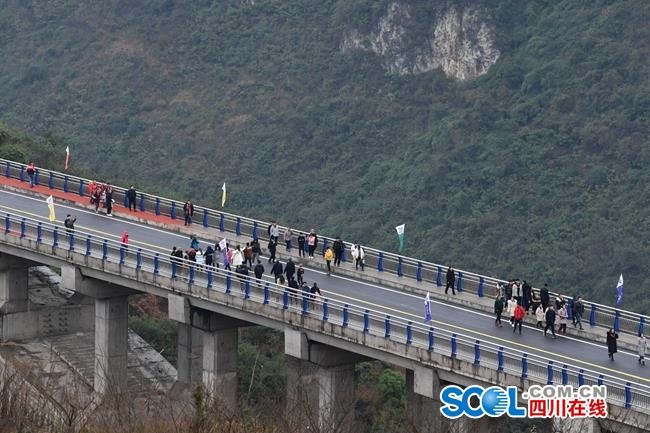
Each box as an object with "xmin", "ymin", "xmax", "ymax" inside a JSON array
[{"xmin": 0, "ymin": 0, "xmax": 649, "ymax": 312}]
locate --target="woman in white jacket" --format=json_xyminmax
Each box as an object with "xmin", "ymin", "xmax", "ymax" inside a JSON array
[
  {"xmin": 535, "ymin": 305, "xmax": 545, "ymax": 328},
  {"xmin": 507, "ymin": 297, "xmax": 517, "ymax": 327},
  {"xmin": 351, "ymin": 243, "xmax": 365, "ymax": 271}
]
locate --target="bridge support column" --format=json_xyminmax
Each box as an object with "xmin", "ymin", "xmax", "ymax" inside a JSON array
[
  {"xmin": 406, "ymin": 367, "xmax": 445, "ymax": 433},
  {"xmin": 176, "ymin": 323, "xmax": 203, "ymax": 385},
  {"xmin": 0, "ymin": 255, "xmax": 31, "ymax": 314},
  {"xmin": 94, "ymin": 295, "xmax": 129, "ymax": 396},
  {"xmin": 201, "ymin": 326, "xmax": 238, "ymax": 414},
  {"xmin": 284, "ymin": 329, "xmax": 365, "ymax": 433}
]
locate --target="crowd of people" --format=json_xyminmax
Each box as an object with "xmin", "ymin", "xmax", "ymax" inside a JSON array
[{"xmin": 87, "ymin": 180, "xmax": 116, "ymax": 216}]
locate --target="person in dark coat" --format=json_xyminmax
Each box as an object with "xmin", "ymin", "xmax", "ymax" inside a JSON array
[
  {"xmin": 607, "ymin": 328, "xmax": 619, "ymax": 361},
  {"xmin": 271, "ymin": 260, "xmax": 283, "ymax": 283},
  {"xmin": 522, "ymin": 280, "xmax": 532, "ymax": 312},
  {"xmin": 254, "ymin": 259, "xmax": 265, "ymax": 280},
  {"xmin": 284, "ymin": 258, "xmax": 296, "ymax": 281},
  {"xmin": 127, "ymin": 186, "xmax": 137, "ymax": 211},
  {"xmin": 268, "ymin": 239, "xmax": 277, "ymax": 263},
  {"xmin": 297, "ymin": 232, "xmax": 306, "ymax": 257},
  {"xmin": 540, "ymin": 284, "xmax": 550, "ymax": 310},
  {"xmin": 204, "ymin": 245, "xmax": 215, "ymax": 268},
  {"xmin": 544, "ymin": 306, "xmax": 556, "ymax": 338},
  {"xmin": 445, "ymin": 267, "xmax": 456, "ymax": 295},
  {"xmin": 494, "ymin": 295, "xmax": 504, "ymax": 327},
  {"xmin": 332, "ymin": 237, "xmax": 344, "ymax": 266}
]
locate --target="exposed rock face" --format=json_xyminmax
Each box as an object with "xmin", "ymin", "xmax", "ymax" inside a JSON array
[{"xmin": 341, "ymin": 2, "xmax": 500, "ymax": 81}]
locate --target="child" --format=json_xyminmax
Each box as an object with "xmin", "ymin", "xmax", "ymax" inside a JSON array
[{"xmin": 535, "ymin": 304, "xmax": 544, "ymax": 328}]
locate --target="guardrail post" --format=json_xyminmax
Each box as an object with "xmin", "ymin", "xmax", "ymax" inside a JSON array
[
  {"xmin": 343, "ymin": 304, "xmax": 349, "ymax": 327},
  {"xmin": 385, "ymin": 315, "xmax": 391, "ymax": 339},
  {"xmin": 219, "ymin": 214, "xmax": 225, "ymax": 231},
  {"xmin": 428, "ymin": 327, "xmax": 434, "ymax": 351},
  {"xmin": 363, "ymin": 310, "xmax": 369, "ymax": 333},
  {"xmin": 497, "ymin": 347, "xmax": 504, "ymax": 371},
  {"xmin": 567, "ymin": 298, "xmax": 573, "ymax": 322},
  {"xmin": 521, "ymin": 354, "xmax": 528, "ymax": 378},
  {"xmin": 252, "ymin": 222, "xmax": 258, "ymax": 240},
  {"xmin": 188, "ymin": 265, "xmax": 194, "ymax": 284},
  {"xmin": 341, "ymin": 248, "xmax": 346, "ymax": 263},
  {"xmin": 457, "ymin": 272, "xmax": 463, "ymax": 292},
  {"xmin": 625, "ymin": 383, "xmax": 632, "ymax": 409},
  {"xmin": 69, "ymin": 233, "xmax": 75, "ymax": 251},
  {"xmin": 451, "ymin": 334, "xmax": 457, "ymax": 358},
  {"xmin": 406, "ymin": 322, "xmax": 413, "ymax": 345},
  {"xmin": 639, "ymin": 317, "xmax": 645, "ymax": 337},
  {"xmin": 79, "ymin": 180, "xmax": 85, "ymax": 196},
  {"xmin": 171, "ymin": 262, "xmax": 177, "ymax": 279},
  {"xmin": 416, "ymin": 262, "xmax": 422, "ymax": 282},
  {"xmin": 4, "ymin": 214, "xmax": 10, "ymax": 234},
  {"xmin": 562, "ymin": 365, "xmax": 568, "ymax": 385},
  {"xmin": 139, "ymin": 193, "xmax": 145, "ymax": 211},
  {"xmin": 283, "ymin": 290, "xmax": 289, "ymax": 309},
  {"xmin": 478, "ymin": 277, "xmax": 485, "ymax": 297},
  {"xmin": 48, "ymin": 172, "xmax": 54, "ymax": 189},
  {"xmin": 236, "ymin": 218, "xmax": 241, "ymax": 236},
  {"xmin": 323, "ymin": 299, "xmax": 329, "ymax": 321},
  {"xmin": 5, "ymin": 161, "xmax": 10, "ymax": 178},
  {"xmin": 207, "ymin": 270, "xmax": 213, "ymax": 289},
  {"xmin": 614, "ymin": 310, "xmax": 620, "ymax": 333},
  {"xmin": 300, "ymin": 295, "xmax": 308, "ymax": 314},
  {"xmin": 397, "ymin": 257, "xmax": 403, "ymax": 277},
  {"xmin": 170, "ymin": 202, "xmax": 176, "ymax": 219},
  {"xmin": 85, "ymin": 235, "xmax": 91, "ymax": 255},
  {"xmin": 245, "ymin": 280, "xmax": 251, "ymax": 299},
  {"xmin": 547, "ymin": 361, "xmax": 554, "ymax": 384},
  {"xmin": 263, "ymin": 282, "xmax": 269, "ymax": 304},
  {"xmin": 123, "ymin": 193, "xmax": 128, "ymax": 208},
  {"xmin": 19, "ymin": 166, "xmax": 25, "ymax": 182},
  {"xmin": 321, "ymin": 239, "xmax": 328, "ymax": 256},
  {"xmin": 226, "ymin": 275, "xmax": 232, "ymax": 294},
  {"xmin": 578, "ymin": 369, "xmax": 584, "ymax": 386},
  {"xmin": 20, "ymin": 218, "xmax": 26, "ymax": 238},
  {"xmin": 34, "ymin": 170, "xmax": 40, "ymax": 186},
  {"xmin": 589, "ymin": 304, "xmax": 596, "ymax": 326},
  {"xmin": 136, "ymin": 249, "xmax": 142, "ymax": 269},
  {"xmin": 202, "ymin": 209, "xmax": 208, "ymax": 228},
  {"xmin": 153, "ymin": 254, "xmax": 159, "ymax": 274},
  {"xmin": 37, "ymin": 222, "xmax": 42, "ymax": 243},
  {"xmin": 474, "ymin": 340, "xmax": 480, "ymax": 364},
  {"xmin": 63, "ymin": 176, "xmax": 69, "ymax": 192},
  {"xmin": 436, "ymin": 266, "xmax": 442, "ymax": 286},
  {"xmin": 597, "ymin": 375, "xmax": 603, "ymax": 386},
  {"xmin": 53, "ymin": 227, "xmax": 59, "ymax": 247},
  {"xmin": 102, "ymin": 239, "xmax": 108, "ymax": 260},
  {"xmin": 119, "ymin": 247, "xmax": 126, "ymax": 265},
  {"xmin": 377, "ymin": 252, "xmax": 383, "ymax": 272}
]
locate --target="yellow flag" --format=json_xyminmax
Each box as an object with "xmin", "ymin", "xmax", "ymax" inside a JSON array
[
  {"xmin": 45, "ymin": 195, "xmax": 56, "ymax": 222},
  {"xmin": 221, "ymin": 182, "xmax": 227, "ymax": 207}
]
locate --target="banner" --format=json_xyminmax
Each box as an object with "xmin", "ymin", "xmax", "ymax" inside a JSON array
[
  {"xmin": 45, "ymin": 195, "xmax": 56, "ymax": 222},
  {"xmin": 221, "ymin": 182, "xmax": 227, "ymax": 207},
  {"xmin": 395, "ymin": 224, "xmax": 405, "ymax": 253}
]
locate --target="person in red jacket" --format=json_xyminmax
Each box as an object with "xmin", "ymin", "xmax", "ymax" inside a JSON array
[
  {"xmin": 513, "ymin": 303, "xmax": 526, "ymax": 335},
  {"xmin": 26, "ymin": 161, "xmax": 36, "ymax": 187}
]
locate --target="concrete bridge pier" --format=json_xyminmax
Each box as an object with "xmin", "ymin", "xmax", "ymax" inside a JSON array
[
  {"xmin": 0, "ymin": 254, "xmax": 32, "ymax": 314},
  {"xmin": 284, "ymin": 329, "xmax": 366, "ymax": 433},
  {"xmin": 168, "ymin": 294, "xmax": 249, "ymax": 414}
]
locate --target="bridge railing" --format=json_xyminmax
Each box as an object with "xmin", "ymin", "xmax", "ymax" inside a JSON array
[
  {"xmin": 2, "ymin": 159, "xmax": 647, "ymax": 338},
  {"xmin": 2, "ymin": 212, "xmax": 650, "ymax": 413}
]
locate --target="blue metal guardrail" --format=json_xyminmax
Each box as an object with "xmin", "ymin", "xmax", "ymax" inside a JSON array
[
  {"xmin": 1, "ymin": 159, "xmax": 647, "ymax": 338},
  {"xmin": 1, "ymin": 212, "xmax": 649, "ymax": 412}
]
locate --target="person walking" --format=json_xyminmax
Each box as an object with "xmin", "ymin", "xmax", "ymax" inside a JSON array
[
  {"xmin": 513, "ymin": 303, "xmax": 525, "ymax": 335},
  {"xmin": 573, "ymin": 297, "xmax": 584, "ymax": 330},
  {"xmin": 127, "ymin": 186, "xmax": 137, "ymax": 211},
  {"xmin": 105, "ymin": 185, "xmax": 114, "ymax": 217},
  {"xmin": 638, "ymin": 334, "xmax": 647, "ymax": 366},
  {"xmin": 297, "ymin": 232, "xmax": 306, "ymax": 257},
  {"xmin": 26, "ymin": 161, "xmax": 36, "ymax": 187},
  {"xmin": 297, "ymin": 263, "xmax": 305, "ymax": 286},
  {"xmin": 507, "ymin": 296, "xmax": 517, "ymax": 327},
  {"xmin": 445, "ymin": 267, "xmax": 456, "ymax": 295},
  {"xmin": 254, "ymin": 259, "xmax": 265, "ymax": 280},
  {"xmin": 271, "ymin": 260, "xmax": 284, "ymax": 283},
  {"xmin": 544, "ymin": 306, "xmax": 556, "ymax": 338},
  {"xmin": 64, "ymin": 214, "xmax": 77, "ymax": 235},
  {"xmin": 268, "ymin": 238, "xmax": 277, "ymax": 263},
  {"xmin": 494, "ymin": 295, "xmax": 504, "ymax": 327},
  {"xmin": 522, "ymin": 280, "xmax": 532, "ymax": 313},
  {"xmin": 540, "ymin": 284, "xmax": 550, "ymax": 310},
  {"xmin": 558, "ymin": 304, "xmax": 568, "ymax": 335},
  {"xmin": 269, "ymin": 222, "xmax": 279, "ymax": 244},
  {"xmin": 333, "ymin": 237, "xmax": 344, "ymax": 267},
  {"xmin": 351, "ymin": 243, "xmax": 365, "ymax": 270},
  {"xmin": 120, "ymin": 230, "xmax": 129, "ymax": 256},
  {"xmin": 251, "ymin": 238, "xmax": 261, "ymax": 264},
  {"xmin": 243, "ymin": 242, "xmax": 253, "ymax": 268},
  {"xmin": 535, "ymin": 304, "xmax": 545, "ymax": 328},
  {"xmin": 607, "ymin": 328, "xmax": 618, "ymax": 361},
  {"xmin": 324, "ymin": 246, "xmax": 334, "ymax": 275},
  {"xmin": 283, "ymin": 227, "xmax": 293, "ymax": 251},
  {"xmin": 183, "ymin": 200, "xmax": 194, "ymax": 226},
  {"xmin": 284, "ymin": 258, "xmax": 296, "ymax": 281},
  {"xmin": 307, "ymin": 230, "xmax": 318, "ymax": 259},
  {"xmin": 204, "ymin": 245, "xmax": 215, "ymax": 268}
]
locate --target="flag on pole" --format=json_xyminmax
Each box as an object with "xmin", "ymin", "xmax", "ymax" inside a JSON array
[
  {"xmin": 424, "ymin": 292, "xmax": 432, "ymax": 322},
  {"xmin": 219, "ymin": 238, "xmax": 227, "ymax": 251},
  {"xmin": 221, "ymin": 182, "xmax": 227, "ymax": 207},
  {"xmin": 616, "ymin": 274, "xmax": 624, "ymax": 306},
  {"xmin": 395, "ymin": 224, "xmax": 405, "ymax": 253},
  {"xmin": 45, "ymin": 195, "xmax": 56, "ymax": 222},
  {"xmin": 64, "ymin": 146, "xmax": 70, "ymax": 170}
]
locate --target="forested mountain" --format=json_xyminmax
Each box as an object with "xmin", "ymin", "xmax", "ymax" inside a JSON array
[{"xmin": 0, "ymin": 0, "xmax": 649, "ymax": 312}]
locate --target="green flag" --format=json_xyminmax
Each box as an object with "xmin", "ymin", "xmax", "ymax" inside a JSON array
[{"xmin": 395, "ymin": 224, "xmax": 405, "ymax": 253}]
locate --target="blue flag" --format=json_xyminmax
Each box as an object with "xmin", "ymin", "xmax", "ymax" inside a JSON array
[
  {"xmin": 424, "ymin": 292, "xmax": 432, "ymax": 322},
  {"xmin": 616, "ymin": 274, "xmax": 624, "ymax": 306}
]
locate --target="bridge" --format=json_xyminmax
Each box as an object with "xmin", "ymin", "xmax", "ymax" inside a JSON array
[{"xmin": 0, "ymin": 159, "xmax": 649, "ymax": 433}]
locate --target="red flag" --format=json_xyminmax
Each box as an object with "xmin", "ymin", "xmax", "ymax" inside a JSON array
[{"xmin": 64, "ymin": 146, "xmax": 70, "ymax": 170}]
